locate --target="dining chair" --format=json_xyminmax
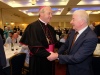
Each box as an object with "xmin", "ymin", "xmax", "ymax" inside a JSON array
[
  {"xmin": 22, "ymin": 66, "xmax": 29, "ymax": 75},
  {"xmin": 92, "ymin": 56, "xmax": 100, "ymax": 75},
  {"xmin": 9, "ymin": 53, "xmax": 26, "ymax": 75}
]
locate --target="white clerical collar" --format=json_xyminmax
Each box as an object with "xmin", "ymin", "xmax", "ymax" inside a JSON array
[{"xmin": 39, "ymin": 18, "xmax": 47, "ymax": 25}]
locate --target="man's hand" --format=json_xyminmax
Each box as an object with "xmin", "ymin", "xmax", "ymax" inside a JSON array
[{"xmin": 47, "ymin": 52, "xmax": 58, "ymax": 61}]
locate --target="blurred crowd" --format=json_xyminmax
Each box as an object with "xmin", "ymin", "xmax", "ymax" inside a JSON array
[{"xmin": 0, "ymin": 26, "xmax": 23, "ymax": 44}]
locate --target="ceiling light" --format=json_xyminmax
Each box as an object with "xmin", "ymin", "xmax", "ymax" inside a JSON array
[
  {"xmin": 22, "ymin": 24, "xmax": 25, "ymax": 26},
  {"xmin": 10, "ymin": 22, "xmax": 15, "ymax": 25},
  {"xmin": 29, "ymin": 0, "xmax": 31, "ymax": 2},
  {"xmin": 31, "ymin": 0, "xmax": 36, "ymax": 5},
  {"xmin": 62, "ymin": 0, "xmax": 65, "ymax": 1},
  {"xmin": 45, "ymin": 0, "xmax": 48, "ymax": 1},
  {"xmin": 66, "ymin": 11, "xmax": 72, "ymax": 15},
  {"xmin": 92, "ymin": 11, "xmax": 100, "ymax": 14},
  {"xmin": 86, "ymin": 11, "xmax": 92, "ymax": 14},
  {"xmin": 28, "ymin": 12, "xmax": 34, "ymax": 16},
  {"xmin": 78, "ymin": 0, "xmax": 100, "ymax": 5}
]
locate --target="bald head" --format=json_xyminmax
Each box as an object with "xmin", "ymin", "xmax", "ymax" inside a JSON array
[{"xmin": 13, "ymin": 33, "xmax": 18, "ymax": 39}]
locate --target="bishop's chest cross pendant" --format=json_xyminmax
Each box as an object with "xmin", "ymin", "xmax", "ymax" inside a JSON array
[{"xmin": 46, "ymin": 36, "xmax": 49, "ymax": 44}]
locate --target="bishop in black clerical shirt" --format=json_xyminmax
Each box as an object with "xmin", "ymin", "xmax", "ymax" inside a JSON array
[{"xmin": 20, "ymin": 20, "xmax": 57, "ymax": 75}]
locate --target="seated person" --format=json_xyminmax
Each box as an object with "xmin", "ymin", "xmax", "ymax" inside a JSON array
[
  {"xmin": 5, "ymin": 32, "xmax": 15, "ymax": 45},
  {"xmin": 60, "ymin": 34, "xmax": 67, "ymax": 43},
  {"xmin": 4, "ymin": 32, "xmax": 19, "ymax": 50},
  {"xmin": 5, "ymin": 32, "xmax": 19, "ymax": 45},
  {"xmin": 13, "ymin": 32, "xmax": 21, "ymax": 45},
  {"xmin": 55, "ymin": 34, "xmax": 68, "ymax": 49},
  {"xmin": 17, "ymin": 31, "xmax": 21, "ymax": 44}
]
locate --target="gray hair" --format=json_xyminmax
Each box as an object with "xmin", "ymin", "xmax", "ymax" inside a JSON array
[
  {"xmin": 73, "ymin": 9, "xmax": 89, "ymax": 24},
  {"xmin": 39, "ymin": 6, "xmax": 51, "ymax": 14}
]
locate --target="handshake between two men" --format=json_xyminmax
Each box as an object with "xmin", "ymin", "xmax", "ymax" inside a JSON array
[{"xmin": 47, "ymin": 52, "xmax": 58, "ymax": 61}]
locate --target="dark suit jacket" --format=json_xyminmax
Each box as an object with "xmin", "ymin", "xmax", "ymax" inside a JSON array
[
  {"xmin": 0, "ymin": 28, "xmax": 5, "ymax": 44},
  {"xmin": 0, "ymin": 35, "xmax": 6, "ymax": 67},
  {"xmin": 58, "ymin": 27, "xmax": 98, "ymax": 75}
]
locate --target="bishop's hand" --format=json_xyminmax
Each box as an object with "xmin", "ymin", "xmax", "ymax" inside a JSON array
[{"xmin": 47, "ymin": 52, "xmax": 58, "ymax": 61}]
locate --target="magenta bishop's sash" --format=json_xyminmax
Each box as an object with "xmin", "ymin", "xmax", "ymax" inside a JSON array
[{"xmin": 46, "ymin": 44, "xmax": 54, "ymax": 52}]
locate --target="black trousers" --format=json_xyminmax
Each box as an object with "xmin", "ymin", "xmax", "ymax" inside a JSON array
[{"xmin": 0, "ymin": 67, "xmax": 4, "ymax": 75}]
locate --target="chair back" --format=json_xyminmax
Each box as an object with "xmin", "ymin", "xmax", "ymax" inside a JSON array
[
  {"xmin": 9, "ymin": 53, "xmax": 26, "ymax": 75},
  {"xmin": 92, "ymin": 57, "xmax": 100, "ymax": 75}
]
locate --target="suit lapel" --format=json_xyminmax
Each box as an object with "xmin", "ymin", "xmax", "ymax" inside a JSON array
[
  {"xmin": 70, "ymin": 27, "xmax": 90, "ymax": 53},
  {"xmin": 67, "ymin": 30, "xmax": 75, "ymax": 53},
  {"xmin": 69, "ymin": 31, "xmax": 76, "ymax": 47}
]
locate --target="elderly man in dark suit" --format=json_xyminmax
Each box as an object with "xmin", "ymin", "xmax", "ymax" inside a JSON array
[
  {"xmin": 47, "ymin": 10, "xmax": 98, "ymax": 75},
  {"xmin": 0, "ymin": 35, "xmax": 6, "ymax": 75}
]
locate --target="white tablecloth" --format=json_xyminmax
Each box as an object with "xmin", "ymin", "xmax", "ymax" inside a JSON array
[
  {"xmin": 4, "ymin": 44, "xmax": 22, "ymax": 68},
  {"xmin": 94, "ymin": 44, "xmax": 100, "ymax": 56}
]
